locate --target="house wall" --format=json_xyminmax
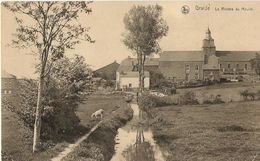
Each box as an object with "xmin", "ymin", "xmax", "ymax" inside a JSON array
[
  {"xmin": 118, "ymin": 77, "xmax": 149, "ymax": 89},
  {"xmin": 219, "ymin": 61, "xmax": 252, "ymax": 73},
  {"xmin": 1, "ymin": 78, "xmax": 18, "ymax": 95},
  {"xmin": 159, "ymin": 61, "xmax": 204, "ymax": 81}
]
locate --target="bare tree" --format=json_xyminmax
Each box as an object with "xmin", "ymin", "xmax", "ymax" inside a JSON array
[
  {"xmin": 123, "ymin": 5, "xmax": 168, "ymax": 93},
  {"xmin": 3, "ymin": 2, "xmax": 94, "ymax": 152}
]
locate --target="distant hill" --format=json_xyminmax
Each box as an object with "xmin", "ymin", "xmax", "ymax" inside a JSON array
[{"xmin": 93, "ymin": 61, "xmax": 119, "ymax": 80}]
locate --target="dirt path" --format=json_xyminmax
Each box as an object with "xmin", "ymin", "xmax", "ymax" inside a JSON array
[{"xmin": 51, "ymin": 121, "xmax": 103, "ymax": 161}]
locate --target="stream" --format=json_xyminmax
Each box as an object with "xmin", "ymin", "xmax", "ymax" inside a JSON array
[{"xmin": 110, "ymin": 103, "xmax": 167, "ymax": 161}]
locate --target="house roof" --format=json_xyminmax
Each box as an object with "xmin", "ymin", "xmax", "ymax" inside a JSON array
[
  {"xmin": 2, "ymin": 70, "xmax": 16, "ymax": 79},
  {"xmin": 117, "ymin": 57, "xmax": 159, "ymax": 72},
  {"xmin": 120, "ymin": 71, "xmax": 149, "ymax": 78},
  {"xmin": 216, "ymin": 51, "xmax": 260, "ymax": 62},
  {"xmin": 160, "ymin": 51, "xmax": 204, "ymax": 62},
  {"xmin": 94, "ymin": 61, "xmax": 119, "ymax": 74}
]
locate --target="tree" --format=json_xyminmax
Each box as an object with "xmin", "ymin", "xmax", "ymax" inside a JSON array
[
  {"xmin": 3, "ymin": 2, "xmax": 94, "ymax": 152},
  {"xmin": 251, "ymin": 53, "xmax": 260, "ymax": 76},
  {"xmin": 123, "ymin": 5, "xmax": 168, "ymax": 93}
]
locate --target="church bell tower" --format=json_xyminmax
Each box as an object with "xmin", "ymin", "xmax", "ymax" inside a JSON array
[{"xmin": 202, "ymin": 28, "xmax": 216, "ymax": 64}]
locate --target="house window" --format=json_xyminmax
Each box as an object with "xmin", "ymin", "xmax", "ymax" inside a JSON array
[
  {"xmin": 195, "ymin": 65, "xmax": 199, "ymax": 70},
  {"xmin": 8, "ymin": 90, "xmax": 12, "ymax": 94},
  {"xmin": 195, "ymin": 73, "xmax": 199, "ymax": 80},
  {"xmin": 185, "ymin": 64, "xmax": 190, "ymax": 73},
  {"xmin": 220, "ymin": 64, "xmax": 222, "ymax": 68},
  {"xmin": 236, "ymin": 64, "xmax": 239, "ymax": 69},
  {"xmin": 129, "ymin": 83, "xmax": 132, "ymax": 88},
  {"xmin": 228, "ymin": 64, "xmax": 231, "ymax": 69},
  {"xmin": 245, "ymin": 64, "xmax": 248, "ymax": 70},
  {"xmin": 4, "ymin": 90, "xmax": 7, "ymax": 94}
]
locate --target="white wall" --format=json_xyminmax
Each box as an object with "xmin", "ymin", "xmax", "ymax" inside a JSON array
[{"xmin": 119, "ymin": 77, "xmax": 149, "ymax": 89}]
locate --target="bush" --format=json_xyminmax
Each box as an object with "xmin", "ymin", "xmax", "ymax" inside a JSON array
[
  {"xmin": 138, "ymin": 93, "xmax": 178, "ymax": 112},
  {"xmin": 203, "ymin": 94, "xmax": 225, "ymax": 104},
  {"xmin": 179, "ymin": 91, "xmax": 199, "ymax": 105},
  {"xmin": 2, "ymin": 56, "xmax": 92, "ymax": 141}
]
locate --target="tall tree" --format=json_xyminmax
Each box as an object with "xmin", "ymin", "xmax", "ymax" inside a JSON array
[
  {"xmin": 123, "ymin": 5, "xmax": 168, "ymax": 92},
  {"xmin": 3, "ymin": 2, "xmax": 93, "ymax": 152},
  {"xmin": 251, "ymin": 53, "xmax": 260, "ymax": 76}
]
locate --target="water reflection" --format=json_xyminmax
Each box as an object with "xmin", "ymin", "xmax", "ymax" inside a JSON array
[
  {"xmin": 122, "ymin": 126, "xmax": 156, "ymax": 161},
  {"xmin": 110, "ymin": 104, "xmax": 166, "ymax": 161}
]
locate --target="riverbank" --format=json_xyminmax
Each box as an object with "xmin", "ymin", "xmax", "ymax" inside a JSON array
[
  {"xmin": 2, "ymin": 95, "xmax": 132, "ymax": 161},
  {"xmin": 62, "ymin": 104, "xmax": 133, "ymax": 161},
  {"xmin": 149, "ymin": 101, "xmax": 260, "ymax": 161}
]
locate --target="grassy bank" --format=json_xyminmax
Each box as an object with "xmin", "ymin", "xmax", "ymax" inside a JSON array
[
  {"xmin": 150, "ymin": 101, "xmax": 260, "ymax": 161},
  {"xmin": 62, "ymin": 103, "xmax": 133, "ymax": 161},
  {"xmin": 2, "ymin": 94, "xmax": 130, "ymax": 161}
]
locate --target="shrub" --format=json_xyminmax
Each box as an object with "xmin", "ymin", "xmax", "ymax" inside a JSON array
[
  {"xmin": 218, "ymin": 125, "xmax": 247, "ymax": 132},
  {"xmin": 138, "ymin": 93, "xmax": 179, "ymax": 112},
  {"xmin": 179, "ymin": 91, "xmax": 199, "ymax": 105},
  {"xmin": 203, "ymin": 94, "xmax": 225, "ymax": 104},
  {"xmin": 2, "ymin": 56, "xmax": 92, "ymax": 141}
]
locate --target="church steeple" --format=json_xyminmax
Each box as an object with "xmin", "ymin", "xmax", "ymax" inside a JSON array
[
  {"xmin": 205, "ymin": 27, "xmax": 212, "ymax": 40},
  {"xmin": 202, "ymin": 27, "xmax": 216, "ymax": 64}
]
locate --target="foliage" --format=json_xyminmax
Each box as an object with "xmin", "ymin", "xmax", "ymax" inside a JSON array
[
  {"xmin": 138, "ymin": 93, "xmax": 178, "ymax": 111},
  {"xmin": 179, "ymin": 91, "xmax": 199, "ymax": 105},
  {"xmin": 3, "ymin": 1, "xmax": 94, "ymax": 150},
  {"xmin": 150, "ymin": 70, "xmax": 169, "ymax": 89},
  {"xmin": 250, "ymin": 53, "xmax": 260, "ymax": 76},
  {"xmin": 217, "ymin": 125, "xmax": 247, "ymax": 132},
  {"xmin": 3, "ymin": 55, "xmax": 92, "ymax": 140},
  {"xmin": 203, "ymin": 94, "xmax": 225, "ymax": 104},
  {"xmin": 123, "ymin": 4, "xmax": 168, "ymax": 92}
]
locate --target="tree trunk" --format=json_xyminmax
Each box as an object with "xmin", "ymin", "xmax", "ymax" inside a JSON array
[{"xmin": 33, "ymin": 73, "xmax": 44, "ymax": 153}]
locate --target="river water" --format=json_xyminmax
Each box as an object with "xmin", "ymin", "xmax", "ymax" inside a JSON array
[{"xmin": 110, "ymin": 104, "xmax": 167, "ymax": 161}]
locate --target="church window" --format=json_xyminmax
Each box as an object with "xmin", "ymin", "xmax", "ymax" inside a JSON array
[{"xmin": 245, "ymin": 64, "xmax": 248, "ymax": 70}]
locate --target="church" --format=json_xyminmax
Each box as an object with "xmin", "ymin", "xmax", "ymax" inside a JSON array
[{"xmin": 116, "ymin": 28, "xmax": 259, "ymax": 89}]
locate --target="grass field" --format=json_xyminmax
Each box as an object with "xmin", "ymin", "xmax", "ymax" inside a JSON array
[
  {"xmin": 2, "ymin": 94, "xmax": 127, "ymax": 161},
  {"xmin": 177, "ymin": 82, "xmax": 260, "ymax": 103},
  {"xmin": 151, "ymin": 101, "xmax": 260, "ymax": 161}
]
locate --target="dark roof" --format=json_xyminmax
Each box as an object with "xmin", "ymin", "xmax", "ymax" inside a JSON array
[
  {"xmin": 93, "ymin": 61, "xmax": 119, "ymax": 80},
  {"xmin": 117, "ymin": 57, "xmax": 159, "ymax": 72},
  {"xmin": 2, "ymin": 70, "xmax": 16, "ymax": 79},
  {"xmin": 216, "ymin": 51, "xmax": 260, "ymax": 62},
  {"xmin": 160, "ymin": 51, "xmax": 204, "ymax": 62},
  {"xmin": 94, "ymin": 61, "xmax": 119, "ymax": 73}
]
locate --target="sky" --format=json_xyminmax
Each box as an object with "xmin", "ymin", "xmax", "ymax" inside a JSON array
[{"xmin": 1, "ymin": 1, "xmax": 260, "ymax": 79}]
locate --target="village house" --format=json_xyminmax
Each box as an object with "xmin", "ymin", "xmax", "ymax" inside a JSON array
[
  {"xmin": 116, "ymin": 28, "xmax": 259, "ymax": 89},
  {"xmin": 1, "ymin": 70, "xmax": 18, "ymax": 95}
]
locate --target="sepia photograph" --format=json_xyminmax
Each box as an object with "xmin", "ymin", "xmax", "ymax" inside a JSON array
[{"xmin": 1, "ymin": 1, "xmax": 260, "ymax": 161}]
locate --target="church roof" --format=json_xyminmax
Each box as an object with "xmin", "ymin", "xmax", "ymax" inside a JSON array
[
  {"xmin": 160, "ymin": 51, "xmax": 204, "ymax": 62},
  {"xmin": 117, "ymin": 57, "xmax": 159, "ymax": 72},
  {"xmin": 216, "ymin": 51, "xmax": 260, "ymax": 62}
]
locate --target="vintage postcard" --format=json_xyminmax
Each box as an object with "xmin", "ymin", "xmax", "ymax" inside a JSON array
[{"xmin": 1, "ymin": 1, "xmax": 260, "ymax": 161}]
